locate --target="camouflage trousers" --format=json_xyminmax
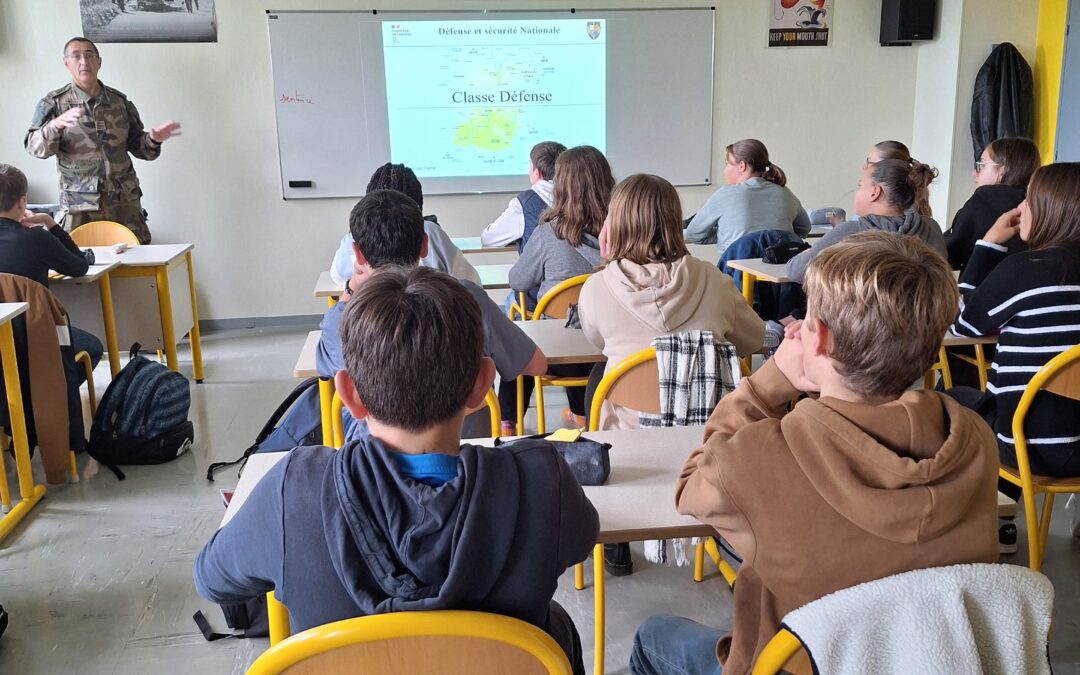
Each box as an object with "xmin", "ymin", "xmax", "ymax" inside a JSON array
[{"xmin": 64, "ymin": 201, "xmax": 151, "ymax": 245}]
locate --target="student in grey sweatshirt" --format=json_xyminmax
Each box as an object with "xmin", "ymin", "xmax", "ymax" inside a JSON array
[
  {"xmin": 684, "ymin": 139, "xmax": 811, "ymax": 257},
  {"xmin": 786, "ymin": 158, "xmax": 946, "ymax": 284},
  {"xmin": 506, "ymin": 145, "xmax": 614, "ymax": 424}
]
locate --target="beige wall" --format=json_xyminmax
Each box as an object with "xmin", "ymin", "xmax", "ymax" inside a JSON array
[{"xmin": 0, "ymin": 1, "xmax": 1034, "ymax": 321}]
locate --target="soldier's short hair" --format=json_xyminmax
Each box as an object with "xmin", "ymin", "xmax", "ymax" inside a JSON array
[
  {"xmin": 63, "ymin": 37, "xmax": 98, "ymax": 57},
  {"xmin": 0, "ymin": 165, "xmax": 28, "ymax": 212},
  {"xmin": 348, "ymin": 189, "xmax": 425, "ymax": 269}
]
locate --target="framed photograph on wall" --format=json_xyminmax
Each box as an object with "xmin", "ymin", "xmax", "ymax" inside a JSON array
[
  {"xmin": 769, "ymin": 0, "xmax": 831, "ymax": 47},
  {"xmin": 79, "ymin": 0, "xmax": 218, "ymax": 43}
]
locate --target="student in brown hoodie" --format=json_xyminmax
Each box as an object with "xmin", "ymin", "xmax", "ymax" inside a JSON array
[{"xmin": 629, "ymin": 231, "xmax": 999, "ymax": 675}]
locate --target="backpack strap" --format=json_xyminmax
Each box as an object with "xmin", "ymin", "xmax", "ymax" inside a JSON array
[
  {"xmin": 205, "ymin": 377, "xmax": 319, "ymax": 482},
  {"xmin": 193, "ymin": 610, "xmax": 242, "ymax": 642}
]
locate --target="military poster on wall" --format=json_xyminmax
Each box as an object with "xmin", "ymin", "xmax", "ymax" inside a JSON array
[
  {"xmin": 79, "ymin": 0, "xmax": 218, "ymax": 43},
  {"xmin": 769, "ymin": 0, "xmax": 831, "ymax": 47}
]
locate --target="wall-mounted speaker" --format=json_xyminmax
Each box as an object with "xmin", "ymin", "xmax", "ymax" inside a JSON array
[{"xmin": 880, "ymin": 0, "xmax": 937, "ymax": 46}]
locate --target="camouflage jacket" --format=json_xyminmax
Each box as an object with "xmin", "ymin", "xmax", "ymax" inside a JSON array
[{"xmin": 25, "ymin": 81, "xmax": 161, "ymax": 212}]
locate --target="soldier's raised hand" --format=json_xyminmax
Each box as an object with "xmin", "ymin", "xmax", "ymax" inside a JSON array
[
  {"xmin": 149, "ymin": 121, "xmax": 182, "ymax": 143},
  {"xmin": 51, "ymin": 106, "xmax": 84, "ymax": 131}
]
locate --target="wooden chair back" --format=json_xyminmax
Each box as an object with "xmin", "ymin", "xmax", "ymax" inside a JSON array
[
  {"xmin": 532, "ymin": 274, "xmax": 590, "ymax": 320},
  {"xmin": 245, "ymin": 611, "xmax": 573, "ymax": 675},
  {"xmin": 588, "ymin": 347, "xmax": 660, "ymax": 429},
  {"xmin": 69, "ymin": 220, "xmax": 140, "ymax": 247},
  {"xmin": 1040, "ymin": 345, "xmax": 1080, "ymax": 400}
]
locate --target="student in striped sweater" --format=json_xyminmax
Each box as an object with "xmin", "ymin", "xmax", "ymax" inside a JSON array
[{"xmin": 949, "ymin": 162, "xmax": 1080, "ymax": 543}]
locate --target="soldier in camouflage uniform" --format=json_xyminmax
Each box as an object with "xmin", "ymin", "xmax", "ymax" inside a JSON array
[{"xmin": 25, "ymin": 37, "xmax": 181, "ymax": 245}]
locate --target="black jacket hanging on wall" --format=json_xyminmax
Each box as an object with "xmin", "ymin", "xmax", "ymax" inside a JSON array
[{"xmin": 970, "ymin": 42, "xmax": 1034, "ymax": 160}]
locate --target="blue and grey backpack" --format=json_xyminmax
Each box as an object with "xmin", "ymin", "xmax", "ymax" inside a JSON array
[{"xmin": 87, "ymin": 344, "xmax": 194, "ymax": 480}]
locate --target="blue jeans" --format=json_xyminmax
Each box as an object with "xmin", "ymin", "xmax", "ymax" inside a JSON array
[
  {"xmin": 630, "ymin": 615, "xmax": 725, "ymax": 675},
  {"xmin": 65, "ymin": 325, "xmax": 103, "ymax": 452},
  {"xmin": 69, "ymin": 325, "xmax": 103, "ymax": 383}
]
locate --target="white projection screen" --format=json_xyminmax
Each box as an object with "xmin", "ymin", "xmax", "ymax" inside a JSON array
[{"xmin": 267, "ymin": 8, "xmax": 715, "ymax": 199}]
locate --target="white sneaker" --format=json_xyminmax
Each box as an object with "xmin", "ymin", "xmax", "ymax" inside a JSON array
[{"xmin": 1067, "ymin": 495, "xmax": 1080, "ymax": 539}]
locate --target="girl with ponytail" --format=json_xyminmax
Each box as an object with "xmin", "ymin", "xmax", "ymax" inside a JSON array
[
  {"xmin": 866, "ymin": 140, "xmax": 939, "ymax": 217},
  {"xmin": 785, "ymin": 158, "xmax": 947, "ymax": 284},
  {"xmin": 684, "ymin": 138, "xmax": 811, "ymax": 257}
]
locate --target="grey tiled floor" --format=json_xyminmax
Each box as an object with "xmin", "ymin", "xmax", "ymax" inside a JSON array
[{"xmin": 0, "ymin": 325, "xmax": 1078, "ymax": 674}]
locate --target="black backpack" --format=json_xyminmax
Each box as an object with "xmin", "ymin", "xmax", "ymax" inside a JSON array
[{"xmin": 87, "ymin": 344, "xmax": 194, "ymax": 480}]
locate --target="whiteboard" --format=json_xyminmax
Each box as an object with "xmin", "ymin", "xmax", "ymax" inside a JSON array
[{"xmin": 266, "ymin": 8, "xmax": 715, "ymax": 199}]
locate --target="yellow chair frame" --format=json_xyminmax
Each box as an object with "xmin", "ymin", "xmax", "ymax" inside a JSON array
[
  {"xmin": 525, "ymin": 275, "xmax": 591, "ymax": 434},
  {"xmin": 751, "ymin": 628, "xmax": 805, "ymax": 675},
  {"xmin": 574, "ymin": 346, "xmax": 737, "ymax": 675},
  {"xmin": 68, "ymin": 349, "xmax": 99, "ymax": 483},
  {"xmin": 329, "ymin": 389, "xmax": 500, "ymax": 448},
  {"xmin": 925, "ymin": 344, "xmax": 991, "ymax": 391},
  {"xmin": 69, "ymin": 220, "xmax": 140, "ymax": 247},
  {"xmin": 467, "ymin": 389, "xmax": 502, "ymax": 438},
  {"xmin": 508, "ymin": 291, "xmax": 530, "ymax": 321},
  {"xmin": 999, "ymin": 343, "xmax": 1080, "ymax": 571},
  {"xmin": 247, "ymin": 610, "xmax": 573, "ymax": 675},
  {"xmin": 587, "ymin": 346, "xmax": 660, "ymax": 427}
]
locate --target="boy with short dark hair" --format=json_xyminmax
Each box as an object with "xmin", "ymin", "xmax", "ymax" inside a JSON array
[
  {"xmin": 630, "ymin": 232, "xmax": 999, "ymax": 675},
  {"xmin": 316, "ymin": 189, "xmax": 547, "ymax": 440},
  {"xmin": 481, "ymin": 140, "xmax": 566, "ymax": 250},
  {"xmin": 194, "ymin": 265, "xmax": 598, "ymax": 673}
]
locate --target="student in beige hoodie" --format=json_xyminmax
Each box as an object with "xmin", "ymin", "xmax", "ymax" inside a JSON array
[
  {"xmin": 629, "ymin": 232, "xmax": 999, "ymax": 675},
  {"xmin": 579, "ymin": 174, "xmax": 765, "ymax": 430}
]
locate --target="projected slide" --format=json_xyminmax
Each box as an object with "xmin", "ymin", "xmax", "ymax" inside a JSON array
[{"xmin": 382, "ymin": 19, "xmax": 606, "ymax": 178}]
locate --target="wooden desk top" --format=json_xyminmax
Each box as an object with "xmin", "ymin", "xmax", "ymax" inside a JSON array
[
  {"xmin": 294, "ymin": 330, "xmax": 321, "ymax": 378},
  {"xmin": 88, "ymin": 243, "xmax": 193, "ymax": 266},
  {"xmin": 476, "ymin": 263, "xmax": 513, "ymax": 290},
  {"xmin": 452, "ymin": 236, "xmax": 516, "ymax": 254},
  {"xmin": 49, "ymin": 260, "xmax": 121, "ymax": 284},
  {"xmin": 0, "ymin": 302, "xmax": 28, "ymax": 326},
  {"xmin": 686, "ymin": 244, "xmax": 718, "ymax": 263},
  {"xmin": 222, "ymin": 423, "xmax": 1014, "ymax": 532},
  {"xmin": 313, "ymin": 271, "xmax": 343, "ymax": 298},
  {"xmin": 942, "ymin": 332, "xmax": 999, "ymax": 347},
  {"xmin": 223, "ymin": 425, "xmax": 711, "ymax": 541},
  {"xmin": 724, "ymin": 258, "xmax": 792, "ymax": 283},
  {"xmin": 515, "ymin": 320, "xmax": 604, "ymax": 365},
  {"xmin": 316, "ymin": 265, "xmax": 513, "ymax": 294}
]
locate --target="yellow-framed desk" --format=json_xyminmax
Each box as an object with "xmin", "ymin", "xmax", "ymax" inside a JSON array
[
  {"xmin": 50, "ymin": 260, "xmax": 122, "ymax": 377},
  {"xmin": 293, "ymin": 330, "xmax": 335, "ymax": 447},
  {"xmin": 723, "ymin": 257, "xmax": 791, "ymax": 306},
  {"xmin": 316, "ymin": 265, "xmax": 514, "ymax": 294},
  {"xmin": 514, "ymin": 319, "xmax": 605, "ymax": 366},
  {"xmin": 313, "ymin": 271, "xmax": 343, "ymax": 309},
  {"xmin": 223, "ymin": 426, "xmax": 713, "ymax": 674},
  {"xmin": 70, "ymin": 245, "xmax": 205, "ymax": 382},
  {"xmin": 686, "ymin": 243, "xmax": 718, "ymax": 264},
  {"xmin": 451, "ymin": 236, "xmax": 516, "ymax": 254},
  {"xmin": 0, "ymin": 302, "xmax": 46, "ymax": 543},
  {"xmin": 476, "ymin": 263, "xmax": 514, "ymax": 291}
]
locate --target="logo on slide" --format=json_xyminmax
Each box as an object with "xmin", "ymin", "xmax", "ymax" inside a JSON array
[{"xmin": 587, "ymin": 22, "xmax": 601, "ymax": 40}]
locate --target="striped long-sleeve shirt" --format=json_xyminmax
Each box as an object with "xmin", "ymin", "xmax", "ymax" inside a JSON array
[{"xmin": 952, "ymin": 240, "xmax": 1080, "ymax": 476}]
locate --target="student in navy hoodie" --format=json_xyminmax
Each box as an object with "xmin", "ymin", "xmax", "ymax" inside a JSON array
[{"xmin": 193, "ymin": 265, "xmax": 598, "ymax": 673}]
